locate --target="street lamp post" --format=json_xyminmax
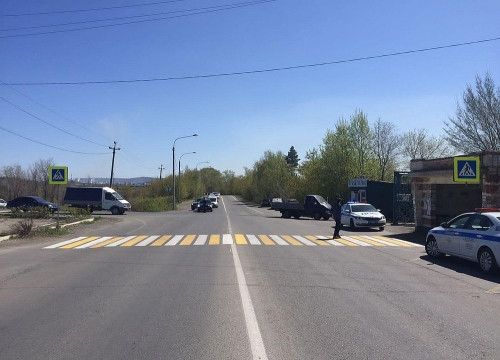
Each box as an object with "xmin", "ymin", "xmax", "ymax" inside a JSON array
[
  {"xmin": 178, "ymin": 151, "xmax": 196, "ymax": 203},
  {"xmin": 172, "ymin": 134, "xmax": 198, "ymax": 210},
  {"xmin": 196, "ymin": 161, "xmax": 209, "ymax": 197}
]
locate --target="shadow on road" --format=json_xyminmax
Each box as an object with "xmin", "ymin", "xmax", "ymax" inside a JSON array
[{"xmin": 420, "ymin": 254, "xmax": 500, "ymax": 282}]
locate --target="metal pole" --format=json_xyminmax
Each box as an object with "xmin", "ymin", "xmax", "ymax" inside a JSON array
[
  {"xmin": 109, "ymin": 141, "xmax": 120, "ymax": 188},
  {"xmin": 172, "ymin": 145, "xmax": 175, "ymax": 210}
]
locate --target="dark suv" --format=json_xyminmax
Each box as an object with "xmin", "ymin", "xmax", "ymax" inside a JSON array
[{"xmin": 7, "ymin": 196, "xmax": 59, "ymax": 212}]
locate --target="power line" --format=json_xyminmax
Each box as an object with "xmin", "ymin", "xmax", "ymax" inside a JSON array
[
  {"xmin": 1, "ymin": 0, "xmax": 193, "ymax": 17},
  {"xmin": 0, "ymin": 0, "xmax": 276, "ymax": 39},
  {"xmin": 0, "ymin": 95, "xmax": 108, "ymax": 147},
  {"xmin": 0, "ymin": 125, "xmax": 109, "ymax": 154},
  {"xmin": 0, "ymin": 80, "xmax": 113, "ymax": 144},
  {"xmin": 3, "ymin": 36, "xmax": 498, "ymax": 86},
  {"xmin": 0, "ymin": 0, "xmax": 274, "ymax": 32}
]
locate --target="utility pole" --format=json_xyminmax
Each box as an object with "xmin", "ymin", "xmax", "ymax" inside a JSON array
[
  {"xmin": 158, "ymin": 164, "xmax": 164, "ymax": 179},
  {"xmin": 109, "ymin": 141, "xmax": 120, "ymax": 188}
]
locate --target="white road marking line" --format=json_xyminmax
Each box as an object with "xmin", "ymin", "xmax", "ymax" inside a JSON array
[
  {"xmin": 231, "ymin": 243, "xmax": 269, "ymax": 360},
  {"xmin": 293, "ymin": 235, "xmax": 317, "ymax": 246},
  {"xmin": 364, "ymin": 236, "xmax": 397, "ymax": 246},
  {"xmin": 75, "ymin": 237, "xmax": 113, "ymax": 249},
  {"xmin": 165, "ymin": 234, "xmax": 184, "ymax": 246},
  {"xmin": 136, "ymin": 235, "xmax": 160, "ymax": 246},
  {"xmin": 105, "ymin": 236, "xmax": 136, "ymax": 247},
  {"xmin": 221, "ymin": 196, "xmax": 233, "ymax": 234},
  {"xmin": 223, "ymin": 233, "xmax": 234, "ymax": 245},
  {"xmin": 246, "ymin": 235, "xmax": 261, "ymax": 245},
  {"xmin": 270, "ymin": 235, "xmax": 289, "ymax": 245},
  {"xmin": 388, "ymin": 237, "xmax": 424, "ymax": 247},
  {"xmin": 326, "ymin": 239, "xmax": 345, "ymax": 246},
  {"xmin": 44, "ymin": 237, "xmax": 87, "ymax": 249},
  {"xmin": 194, "ymin": 234, "xmax": 208, "ymax": 245},
  {"xmin": 342, "ymin": 236, "xmax": 372, "ymax": 246}
]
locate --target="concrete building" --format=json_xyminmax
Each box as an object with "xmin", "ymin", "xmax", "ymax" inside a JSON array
[{"xmin": 410, "ymin": 151, "xmax": 500, "ymax": 230}]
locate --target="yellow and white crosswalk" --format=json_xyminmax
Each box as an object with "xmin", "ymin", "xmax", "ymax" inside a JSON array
[{"xmin": 44, "ymin": 234, "xmax": 422, "ymax": 249}]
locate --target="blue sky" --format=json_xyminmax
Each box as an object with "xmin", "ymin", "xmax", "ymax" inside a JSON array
[{"xmin": 1, "ymin": 0, "xmax": 499, "ymax": 179}]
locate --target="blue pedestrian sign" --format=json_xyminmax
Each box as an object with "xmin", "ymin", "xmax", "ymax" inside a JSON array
[
  {"xmin": 453, "ymin": 157, "xmax": 480, "ymax": 183},
  {"xmin": 49, "ymin": 166, "xmax": 68, "ymax": 185}
]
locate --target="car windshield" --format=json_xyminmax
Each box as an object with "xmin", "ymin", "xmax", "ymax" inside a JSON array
[
  {"xmin": 31, "ymin": 196, "xmax": 47, "ymax": 203},
  {"xmin": 315, "ymin": 195, "xmax": 328, "ymax": 205},
  {"xmin": 111, "ymin": 192, "xmax": 123, "ymax": 200},
  {"xmin": 351, "ymin": 204, "xmax": 377, "ymax": 212}
]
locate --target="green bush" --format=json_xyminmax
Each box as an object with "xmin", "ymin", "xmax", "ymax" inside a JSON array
[
  {"xmin": 9, "ymin": 207, "xmax": 52, "ymax": 219},
  {"xmin": 67, "ymin": 206, "xmax": 92, "ymax": 218},
  {"xmin": 131, "ymin": 197, "xmax": 169, "ymax": 212}
]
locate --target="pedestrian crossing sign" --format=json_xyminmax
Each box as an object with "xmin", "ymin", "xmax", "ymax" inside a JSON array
[
  {"xmin": 453, "ymin": 157, "xmax": 480, "ymax": 183},
  {"xmin": 49, "ymin": 166, "xmax": 68, "ymax": 185}
]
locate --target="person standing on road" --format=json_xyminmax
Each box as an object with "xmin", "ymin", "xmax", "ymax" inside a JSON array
[{"xmin": 332, "ymin": 197, "xmax": 343, "ymax": 239}]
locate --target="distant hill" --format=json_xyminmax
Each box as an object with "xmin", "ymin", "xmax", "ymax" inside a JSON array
[{"xmin": 71, "ymin": 177, "xmax": 154, "ymax": 186}]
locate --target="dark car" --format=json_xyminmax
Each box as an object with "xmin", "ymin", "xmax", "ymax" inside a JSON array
[
  {"xmin": 191, "ymin": 198, "xmax": 202, "ymax": 211},
  {"xmin": 196, "ymin": 198, "xmax": 213, "ymax": 213},
  {"xmin": 260, "ymin": 198, "xmax": 271, "ymax": 207},
  {"xmin": 7, "ymin": 196, "xmax": 59, "ymax": 212}
]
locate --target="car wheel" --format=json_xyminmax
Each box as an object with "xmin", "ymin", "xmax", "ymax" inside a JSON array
[
  {"xmin": 379, "ymin": 226, "xmax": 385, "ymax": 231},
  {"xmin": 111, "ymin": 207, "xmax": 119, "ymax": 215},
  {"xmin": 323, "ymin": 215, "xmax": 330, "ymax": 220},
  {"xmin": 425, "ymin": 237, "xmax": 443, "ymax": 258},
  {"xmin": 313, "ymin": 212, "xmax": 321, "ymax": 221},
  {"xmin": 478, "ymin": 247, "xmax": 498, "ymax": 274},
  {"xmin": 283, "ymin": 210, "xmax": 291, "ymax": 219},
  {"xmin": 293, "ymin": 214, "xmax": 301, "ymax": 219},
  {"xmin": 350, "ymin": 219, "xmax": 356, "ymax": 230}
]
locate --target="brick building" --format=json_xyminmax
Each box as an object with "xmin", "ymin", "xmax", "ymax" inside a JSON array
[{"xmin": 410, "ymin": 151, "xmax": 500, "ymax": 230}]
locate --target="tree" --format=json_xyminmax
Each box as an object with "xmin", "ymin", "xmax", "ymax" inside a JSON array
[
  {"xmin": 371, "ymin": 118, "xmax": 401, "ymax": 181},
  {"xmin": 444, "ymin": 73, "xmax": 500, "ymax": 153},
  {"xmin": 401, "ymin": 129, "xmax": 453, "ymax": 168},
  {"xmin": 348, "ymin": 110, "xmax": 374, "ymax": 177},
  {"xmin": 285, "ymin": 146, "xmax": 300, "ymax": 170}
]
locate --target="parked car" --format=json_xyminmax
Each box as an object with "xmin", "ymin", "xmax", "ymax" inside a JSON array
[
  {"xmin": 196, "ymin": 198, "xmax": 213, "ymax": 212},
  {"xmin": 209, "ymin": 196, "xmax": 219, "ymax": 208},
  {"xmin": 7, "ymin": 196, "xmax": 59, "ymax": 212},
  {"xmin": 260, "ymin": 198, "xmax": 271, "ymax": 208},
  {"xmin": 425, "ymin": 208, "xmax": 500, "ymax": 273},
  {"xmin": 340, "ymin": 202, "xmax": 386, "ymax": 230},
  {"xmin": 0, "ymin": 199, "xmax": 7, "ymax": 208}
]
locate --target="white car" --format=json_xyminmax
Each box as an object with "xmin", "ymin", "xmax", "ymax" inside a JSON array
[
  {"xmin": 0, "ymin": 199, "xmax": 7, "ymax": 208},
  {"xmin": 209, "ymin": 196, "xmax": 218, "ymax": 208},
  {"xmin": 425, "ymin": 209, "xmax": 500, "ymax": 273},
  {"xmin": 340, "ymin": 202, "xmax": 386, "ymax": 230}
]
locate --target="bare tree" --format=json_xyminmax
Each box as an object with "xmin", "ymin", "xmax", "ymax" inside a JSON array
[
  {"xmin": 1, "ymin": 165, "xmax": 27, "ymax": 199},
  {"xmin": 371, "ymin": 118, "xmax": 401, "ymax": 181},
  {"xmin": 401, "ymin": 129, "xmax": 453, "ymax": 168},
  {"xmin": 33, "ymin": 158, "xmax": 55, "ymax": 200},
  {"xmin": 444, "ymin": 73, "xmax": 500, "ymax": 153}
]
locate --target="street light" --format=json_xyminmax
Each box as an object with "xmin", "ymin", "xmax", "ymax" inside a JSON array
[
  {"xmin": 172, "ymin": 134, "xmax": 198, "ymax": 210},
  {"xmin": 196, "ymin": 161, "xmax": 209, "ymax": 197},
  {"xmin": 178, "ymin": 151, "xmax": 196, "ymax": 203}
]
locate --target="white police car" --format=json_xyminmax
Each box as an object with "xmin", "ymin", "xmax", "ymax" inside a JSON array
[
  {"xmin": 340, "ymin": 202, "xmax": 386, "ymax": 230},
  {"xmin": 425, "ymin": 209, "xmax": 500, "ymax": 273}
]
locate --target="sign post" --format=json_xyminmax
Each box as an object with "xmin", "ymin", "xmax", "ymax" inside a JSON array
[
  {"xmin": 453, "ymin": 157, "xmax": 480, "ymax": 183},
  {"xmin": 48, "ymin": 166, "xmax": 68, "ymax": 230}
]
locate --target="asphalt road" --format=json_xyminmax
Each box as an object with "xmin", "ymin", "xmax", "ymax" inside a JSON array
[{"xmin": 1, "ymin": 196, "xmax": 499, "ymax": 359}]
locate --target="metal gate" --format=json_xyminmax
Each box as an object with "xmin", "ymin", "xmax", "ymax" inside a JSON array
[{"xmin": 392, "ymin": 171, "xmax": 414, "ymax": 225}]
